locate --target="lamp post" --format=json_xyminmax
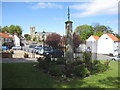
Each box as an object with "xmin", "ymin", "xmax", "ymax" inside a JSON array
[{"xmin": 42, "ymin": 30, "xmax": 46, "ymax": 53}]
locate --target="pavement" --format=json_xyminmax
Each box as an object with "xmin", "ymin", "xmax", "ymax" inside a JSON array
[
  {"xmin": 2, "ymin": 50, "xmax": 42, "ymax": 63},
  {"xmin": 2, "ymin": 50, "xmax": 112, "ymax": 63}
]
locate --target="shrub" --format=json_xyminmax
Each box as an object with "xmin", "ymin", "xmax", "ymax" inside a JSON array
[
  {"xmin": 82, "ymin": 52, "xmax": 92, "ymax": 62},
  {"xmin": 64, "ymin": 64, "xmax": 74, "ymax": 78},
  {"xmin": 82, "ymin": 52, "xmax": 92, "ymax": 70},
  {"xmin": 71, "ymin": 60, "xmax": 83, "ymax": 66},
  {"xmin": 55, "ymin": 57, "xmax": 66, "ymax": 65},
  {"xmin": 48, "ymin": 65, "xmax": 65, "ymax": 76},
  {"xmin": 73, "ymin": 65, "xmax": 90, "ymax": 77},
  {"xmin": 91, "ymin": 60, "xmax": 110, "ymax": 74},
  {"xmin": 38, "ymin": 60, "xmax": 50, "ymax": 70}
]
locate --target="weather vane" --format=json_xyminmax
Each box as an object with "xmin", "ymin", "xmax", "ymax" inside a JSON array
[{"xmin": 68, "ymin": 7, "xmax": 70, "ymax": 21}]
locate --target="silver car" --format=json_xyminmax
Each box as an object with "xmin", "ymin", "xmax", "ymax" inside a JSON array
[{"xmin": 110, "ymin": 56, "xmax": 120, "ymax": 61}]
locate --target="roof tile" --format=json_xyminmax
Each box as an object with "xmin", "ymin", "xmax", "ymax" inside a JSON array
[{"xmin": 0, "ymin": 33, "xmax": 13, "ymax": 38}]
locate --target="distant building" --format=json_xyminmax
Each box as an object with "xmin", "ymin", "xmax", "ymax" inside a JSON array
[
  {"xmin": 30, "ymin": 26, "xmax": 56, "ymax": 41},
  {"xmin": 30, "ymin": 27, "xmax": 35, "ymax": 40}
]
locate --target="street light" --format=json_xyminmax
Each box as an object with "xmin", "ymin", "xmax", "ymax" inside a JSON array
[{"xmin": 42, "ymin": 30, "xmax": 46, "ymax": 53}]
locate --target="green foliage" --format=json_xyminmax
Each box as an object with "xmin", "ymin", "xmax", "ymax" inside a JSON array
[
  {"xmin": 93, "ymin": 31, "xmax": 104, "ymax": 37},
  {"xmin": 93, "ymin": 24, "xmax": 113, "ymax": 34},
  {"xmin": 75, "ymin": 24, "xmax": 114, "ymax": 41},
  {"xmin": 115, "ymin": 34, "xmax": 120, "ymax": 39},
  {"xmin": 2, "ymin": 26, "xmax": 9, "ymax": 33},
  {"xmin": 33, "ymin": 36, "xmax": 37, "ymax": 41},
  {"xmin": 55, "ymin": 57, "xmax": 66, "ymax": 65},
  {"xmin": 2, "ymin": 25, "xmax": 22, "ymax": 36},
  {"xmin": 38, "ymin": 60, "xmax": 50, "ymax": 70},
  {"xmin": 24, "ymin": 34, "xmax": 31, "ymax": 40},
  {"xmin": 48, "ymin": 65, "xmax": 65, "ymax": 76},
  {"xmin": 75, "ymin": 25, "xmax": 94, "ymax": 41},
  {"xmin": 2, "ymin": 61, "xmax": 119, "ymax": 88},
  {"xmin": 91, "ymin": 60, "xmax": 110, "ymax": 74},
  {"xmin": 71, "ymin": 60, "xmax": 83, "ymax": 66},
  {"xmin": 83, "ymin": 52, "xmax": 92, "ymax": 63},
  {"xmin": 73, "ymin": 65, "xmax": 90, "ymax": 77}
]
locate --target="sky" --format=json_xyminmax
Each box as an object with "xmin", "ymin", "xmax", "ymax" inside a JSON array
[{"xmin": 2, "ymin": 0, "xmax": 119, "ymax": 36}]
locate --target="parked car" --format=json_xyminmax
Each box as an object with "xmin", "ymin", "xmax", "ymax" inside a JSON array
[
  {"xmin": 29, "ymin": 44, "xmax": 37, "ymax": 48},
  {"xmin": 37, "ymin": 46, "xmax": 52, "ymax": 55},
  {"xmin": 32, "ymin": 47, "xmax": 42, "ymax": 54},
  {"xmin": 2, "ymin": 46, "xmax": 8, "ymax": 50},
  {"xmin": 110, "ymin": 56, "xmax": 120, "ymax": 61},
  {"xmin": 43, "ymin": 49, "xmax": 64, "ymax": 58},
  {"xmin": 12, "ymin": 46, "xmax": 21, "ymax": 50}
]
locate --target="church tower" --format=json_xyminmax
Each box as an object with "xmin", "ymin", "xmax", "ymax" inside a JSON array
[
  {"xmin": 30, "ymin": 26, "xmax": 35, "ymax": 40},
  {"xmin": 65, "ymin": 7, "xmax": 74, "ymax": 62}
]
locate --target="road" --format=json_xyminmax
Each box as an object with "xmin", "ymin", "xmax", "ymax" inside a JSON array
[{"xmin": 97, "ymin": 54, "xmax": 112, "ymax": 60}]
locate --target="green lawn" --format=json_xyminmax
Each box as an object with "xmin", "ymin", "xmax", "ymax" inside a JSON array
[{"xmin": 2, "ymin": 60, "xmax": 120, "ymax": 88}]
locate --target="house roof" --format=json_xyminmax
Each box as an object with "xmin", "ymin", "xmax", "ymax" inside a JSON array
[
  {"xmin": 91, "ymin": 35, "xmax": 100, "ymax": 40},
  {"xmin": 106, "ymin": 33, "xmax": 120, "ymax": 41},
  {"xmin": 0, "ymin": 33, "xmax": 13, "ymax": 38}
]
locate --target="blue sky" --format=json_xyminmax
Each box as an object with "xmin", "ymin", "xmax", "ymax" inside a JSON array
[{"xmin": 2, "ymin": 0, "xmax": 118, "ymax": 36}]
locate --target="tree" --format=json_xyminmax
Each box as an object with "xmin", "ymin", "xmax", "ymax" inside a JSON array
[
  {"xmin": 2, "ymin": 25, "xmax": 22, "ymax": 36},
  {"xmin": 33, "ymin": 36, "xmax": 37, "ymax": 41},
  {"xmin": 15, "ymin": 25, "xmax": 22, "ymax": 36},
  {"xmin": 93, "ymin": 24, "xmax": 113, "ymax": 34},
  {"xmin": 73, "ymin": 32, "xmax": 82, "ymax": 49},
  {"xmin": 46, "ymin": 33, "xmax": 61, "ymax": 49},
  {"xmin": 114, "ymin": 34, "xmax": 120, "ymax": 39},
  {"xmin": 75, "ymin": 25, "xmax": 94, "ymax": 41},
  {"xmin": 75, "ymin": 24, "xmax": 114, "ymax": 41},
  {"xmin": 24, "ymin": 34, "xmax": 31, "ymax": 40},
  {"xmin": 61, "ymin": 32, "xmax": 82, "ymax": 52},
  {"xmin": 9, "ymin": 25, "xmax": 16, "ymax": 35},
  {"xmin": 2, "ymin": 26, "xmax": 9, "ymax": 33}
]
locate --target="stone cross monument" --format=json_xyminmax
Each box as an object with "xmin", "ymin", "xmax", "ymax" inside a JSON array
[{"xmin": 65, "ymin": 7, "xmax": 74, "ymax": 62}]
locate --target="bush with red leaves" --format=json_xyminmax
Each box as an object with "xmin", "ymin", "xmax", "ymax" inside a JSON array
[{"xmin": 46, "ymin": 33, "xmax": 61, "ymax": 49}]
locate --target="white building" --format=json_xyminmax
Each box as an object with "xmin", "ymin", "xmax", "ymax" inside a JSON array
[
  {"xmin": 86, "ymin": 35, "xmax": 99, "ymax": 53},
  {"xmin": 13, "ymin": 34, "xmax": 20, "ymax": 46},
  {"xmin": 0, "ymin": 33, "xmax": 13, "ymax": 45},
  {"xmin": 97, "ymin": 33, "xmax": 120, "ymax": 56}
]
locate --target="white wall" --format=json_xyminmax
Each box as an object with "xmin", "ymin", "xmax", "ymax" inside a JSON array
[
  {"xmin": 86, "ymin": 36, "xmax": 97, "ymax": 53},
  {"xmin": 14, "ymin": 35, "xmax": 20, "ymax": 46},
  {"xmin": 97, "ymin": 34, "xmax": 114, "ymax": 54},
  {"xmin": 76, "ymin": 44, "xmax": 86, "ymax": 52}
]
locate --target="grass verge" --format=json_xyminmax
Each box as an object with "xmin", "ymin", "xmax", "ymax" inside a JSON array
[{"xmin": 2, "ymin": 60, "xmax": 119, "ymax": 88}]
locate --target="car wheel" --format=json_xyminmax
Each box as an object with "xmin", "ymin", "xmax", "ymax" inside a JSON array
[{"xmin": 112, "ymin": 59, "xmax": 116, "ymax": 61}]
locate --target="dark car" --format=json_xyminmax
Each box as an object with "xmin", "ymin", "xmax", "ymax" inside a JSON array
[
  {"xmin": 37, "ymin": 46, "xmax": 52, "ymax": 55},
  {"xmin": 29, "ymin": 44, "xmax": 37, "ymax": 48},
  {"xmin": 43, "ymin": 49, "xmax": 64, "ymax": 58}
]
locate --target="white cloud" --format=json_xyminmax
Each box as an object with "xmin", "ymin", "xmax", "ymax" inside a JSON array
[
  {"xmin": 106, "ymin": 20, "xmax": 118, "ymax": 24},
  {"xmin": 31, "ymin": 2, "xmax": 63, "ymax": 9},
  {"xmin": 70, "ymin": 0, "xmax": 119, "ymax": 18}
]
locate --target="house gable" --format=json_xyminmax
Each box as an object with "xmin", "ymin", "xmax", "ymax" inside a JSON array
[{"xmin": 86, "ymin": 35, "xmax": 99, "ymax": 41}]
